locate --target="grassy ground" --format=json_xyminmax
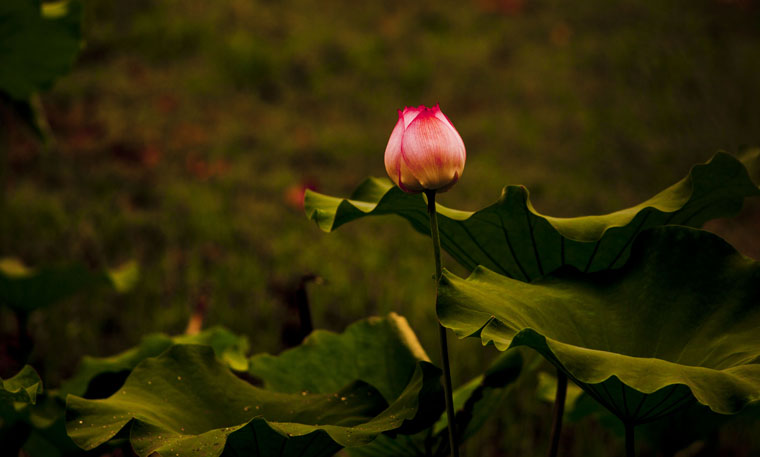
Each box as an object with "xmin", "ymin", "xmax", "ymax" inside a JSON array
[{"xmin": 2, "ymin": 0, "xmax": 760, "ymax": 455}]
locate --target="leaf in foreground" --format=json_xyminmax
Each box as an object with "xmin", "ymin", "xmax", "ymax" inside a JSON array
[
  {"xmin": 66, "ymin": 344, "xmax": 441, "ymax": 457},
  {"xmin": 305, "ymin": 152, "xmax": 759, "ymax": 279},
  {"xmin": 438, "ymin": 226, "xmax": 760, "ymax": 423}
]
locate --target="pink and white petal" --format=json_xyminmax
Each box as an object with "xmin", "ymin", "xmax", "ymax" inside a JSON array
[
  {"xmin": 383, "ymin": 113, "xmax": 406, "ymax": 187},
  {"xmin": 432, "ymin": 104, "xmax": 450, "ymax": 125},
  {"xmin": 398, "ymin": 159, "xmax": 426, "ymax": 193},
  {"xmin": 401, "ymin": 110, "xmax": 466, "ymax": 190},
  {"xmin": 401, "ymin": 106, "xmax": 425, "ymax": 128},
  {"xmin": 431, "ymin": 105, "xmax": 466, "ymax": 160},
  {"xmin": 435, "ymin": 171, "xmax": 460, "ymax": 194}
]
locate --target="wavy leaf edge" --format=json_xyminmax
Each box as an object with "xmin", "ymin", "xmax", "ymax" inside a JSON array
[
  {"xmin": 305, "ymin": 151, "xmax": 759, "ymax": 243},
  {"xmin": 437, "ymin": 226, "xmax": 760, "ymax": 417},
  {"xmin": 65, "ymin": 344, "xmax": 442, "ymax": 456}
]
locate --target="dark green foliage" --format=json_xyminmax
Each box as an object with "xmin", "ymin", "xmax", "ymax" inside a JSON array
[
  {"xmin": 437, "ymin": 226, "xmax": 760, "ymax": 422},
  {"xmin": 349, "ymin": 350, "xmax": 523, "ymax": 457},
  {"xmin": 66, "ymin": 344, "xmax": 440, "ymax": 457}
]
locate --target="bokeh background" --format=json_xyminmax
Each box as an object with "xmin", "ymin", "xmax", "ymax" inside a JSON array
[{"xmin": 2, "ymin": 0, "xmax": 760, "ymax": 455}]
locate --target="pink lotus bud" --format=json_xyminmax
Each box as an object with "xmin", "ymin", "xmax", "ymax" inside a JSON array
[{"xmin": 384, "ymin": 104, "xmax": 466, "ymax": 193}]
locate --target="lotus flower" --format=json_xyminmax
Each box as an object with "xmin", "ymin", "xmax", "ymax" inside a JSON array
[{"xmin": 384, "ymin": 105, "xmax": 466, "ymax": 193}]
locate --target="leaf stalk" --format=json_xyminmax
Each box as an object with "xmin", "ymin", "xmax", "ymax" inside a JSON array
[
  {"xmin": 547, "ymin": 370, "xmax": 567, "ymax": 457},
  {"xmin": 625, "ymin": 421, "xmax": 636, "ymax": 457},
  {"xmin": 426, "ymin": 190, "xmax": 459, "ymax": 457}
]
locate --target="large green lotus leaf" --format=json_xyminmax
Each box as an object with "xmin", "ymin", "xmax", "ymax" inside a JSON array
[
  {"xmin": 348, "ymin": 350, "xmax": 523, "ymax": 457},
  {"xmin": 0, "ymin": 258, "xmax": 138, "ymax": 313},
  {"xmin": 0, "ymin": 0, "xmax": 82, "ymax": 100},
  {"xmin": 249, "ymin": 313, "xmax": 442, "ymax": 437},
  {"xmin": 60, "ymin": 326, "xmax": 250, "ymax": 398},
  {"xmin": 305, "ymin": 152, "xmax": 759, "ymax": 280},
  {"xmin": 437, "ymin": 226, "xmax": 760, "ymax": 422},
  {"xmin": 66, "ymin": 344, "xmax": 442, "ymax": 457},
  {"xmin": 249, "ymin": 313, "xmax": 430, "ymax": 403}
]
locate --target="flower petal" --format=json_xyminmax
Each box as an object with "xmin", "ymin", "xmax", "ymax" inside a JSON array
[
  {"xmin": 398, "ymin": 159, "xmax": 426, "ymax": 193},
  {"xmin": 400, "ymin": 108, "xmax": 466, "ymax": 191},
  {"xmin": 384, "ymin": 111, "xmax": 406, "ymax": 188},
  {"xmin": 432, "ymin": 104, "xmax": 467, "ymax": 163},
  {"xmin": 401, "ymin": 106, "xmax": 425, "ymax": 128}
]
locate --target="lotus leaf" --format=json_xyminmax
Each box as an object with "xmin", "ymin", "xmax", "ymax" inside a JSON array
[
  {"xmin": 305, "ymin": 152, "xmax": 759, "ymax": 280},
  {"xmin": 67, "ymin": 337, "xmax": 441, "ymax": 456},
  {"xmin": 61, "ymin": 326, "xmax": 249, "ymax": 398},
  {"xmin": 437, "ymin": 227, "xmax": 760, "ymax": 423}
]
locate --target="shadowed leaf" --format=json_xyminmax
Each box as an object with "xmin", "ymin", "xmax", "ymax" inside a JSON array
[{"xmin": 348, "ymin": 350, "xmax": 523, "ymax": 457}]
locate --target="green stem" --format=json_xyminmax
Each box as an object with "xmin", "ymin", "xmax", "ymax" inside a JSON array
[
  {"xmin": 425, "ymin": 191, "xmax": 443, "ymax": 282},
  {"xmin": 425, "ymin": 190, "xmax": 459, "ymax": 457},
  {"xmin": 547, "ymin": 370, "xmax": 567, "ymax": 457},
  {"xmin": 625, "ymin": 422, "xmax": 635, "ymax": 457}
]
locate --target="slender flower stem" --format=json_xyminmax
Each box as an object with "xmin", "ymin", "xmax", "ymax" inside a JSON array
[
  {"xmin": 625, "ymin": 422, "xmax": 635, "ymax": 457},
  {"xmin": 547, "ymin": 370, "xmax": 568, "ymax": 457},
  {"xmin": 425, "ymin": 190, "xmax": 459, "ymax": 457}
]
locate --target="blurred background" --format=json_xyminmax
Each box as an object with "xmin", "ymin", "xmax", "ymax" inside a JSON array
[{"xmin": 2, "ymin": 0, "xmax": 760, "ymax": 455}]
